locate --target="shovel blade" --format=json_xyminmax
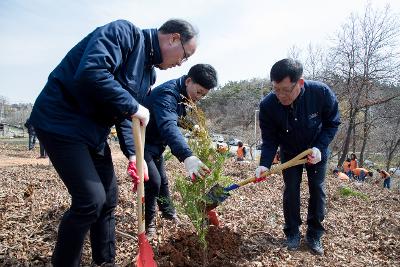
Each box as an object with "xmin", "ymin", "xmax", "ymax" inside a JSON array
[
  {"xmin": 205, "ymin": 183, "xmax": 231, "ymax": 211},
  {"xmin": 135, "ymin": 233, "xmax": 157, "ymax": 267}
]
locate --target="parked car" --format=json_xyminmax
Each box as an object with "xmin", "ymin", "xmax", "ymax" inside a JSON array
[
  {"xmin": 228, "ymin": 138, "xmax": 241, "ymax": 146},
  {"xmin": 389, "ymin": 167, "xmax": 400, "ymax": 176},
  {"xmin": 211, "ymin": 134, "xmax": 224, "ymax": 143},
  {"xmin": 364, "ymin": 159, "xmax": 375, "ymax": 168}
]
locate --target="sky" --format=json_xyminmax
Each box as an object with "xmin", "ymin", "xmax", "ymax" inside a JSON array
[{"xmin": 0, "ymin": 0, "xmax": 399, "ymax": 104}]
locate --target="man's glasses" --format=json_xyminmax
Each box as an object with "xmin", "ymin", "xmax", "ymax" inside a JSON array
[
  {"xmin": 180, "ymin": 39, "xmax": 188, "ymax": 63},
  {"xmin": 272, "ymin": 82, "xmax": 297, "ymax": 96}
]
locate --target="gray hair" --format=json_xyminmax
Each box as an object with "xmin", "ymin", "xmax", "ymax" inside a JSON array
[{"xmin": 159, "ymin": 19, "xmax": 198, "ymax": 43}]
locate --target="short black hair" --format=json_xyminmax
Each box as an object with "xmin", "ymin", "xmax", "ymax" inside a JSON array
[
  {"xmin": 270, "ymin": 58, "xmax": 303, "ymax": 83},
  {"xmin": 187, "ymin": 64, "xmax": 218, "ymax": 90},
  {"xmin": 159, "ymin": 19, "xmax": 198, "ymax": 43}
]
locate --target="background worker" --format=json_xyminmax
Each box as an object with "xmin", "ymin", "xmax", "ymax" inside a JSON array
[
  {"xmin": 377, "ymin": 169, "xmax": 391, "ymax": 189},
  {"xmin": 333, "ymin": 169, "xmax": 349, "ymax": 181},
  {"xmin": 236, "ymin": 141, "xmax": 246, "ymax": 161},
  {"xmin": 29, "ymin": 19, "xmax": 198, "ymax": 266},
  {"xmin": 24, "ymin": 118, "xmax": 36, "ymax": 150},
  {"xmin": 128, "ymin": 64, "xmax": 218, "ymax": 236},
  {"xmin": 255, "ymin": 58, "xmax": 340, "ymax": 255},
  {"xmin": 349, "ymin": 153, "xmax": 358, "ymax": 178},
  {"xmin": 352, "ymin": 167, "xmax": 373, "ymax": 182},
  {"xmin": 272, "ymin": 148, "xmax": 280, "ymax": 165},
  {"xmin": 342, "ymin": 157, "xmax": 351, "ymax": 177}
]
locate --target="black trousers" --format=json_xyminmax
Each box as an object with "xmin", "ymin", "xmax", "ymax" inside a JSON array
[
  {"xmin": 281, "ymin": 152, "xmax": 327, "ymax": 239},
  {"xmin": 144, "ymin": 152, "xmax": 175, "ymax": 225},
  {"xmin": 28, "ymin": 132, "xmax": 36, "ymax": 150},
  {"xmin": 36, "ymin": 129, "xmax": 117, "ymax": 266},
  {"xmin": 39, "ymin": 142, "xmax": 47, "ymax": 157}
]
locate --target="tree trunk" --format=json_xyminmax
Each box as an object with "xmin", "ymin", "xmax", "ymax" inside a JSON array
[
  {"xmin": 359, "ymin": 107, "xmax": 370, "ymax": 167},
  {"xmin": 352, "ymin": 122, "xmax": 356, "ymax": 153},
  {"xmin": 338, "ymin": 108, "xmax": 355, "ymax": 166}
]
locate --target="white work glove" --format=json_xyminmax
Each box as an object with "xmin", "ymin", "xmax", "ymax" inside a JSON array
[
  {"xmin": 132, "ymin": 104, "xmax": 150, "ymax": 127},
  {"xmin": 193, "ymin": 124, "xmax": 200, "ymax": 132},
  {"xmin": 255, "ymin": 166, "xmax": 269, "ymax": 178},
  {"xmin": 184, "ymin": 156, "xmax": 210, "ymax": 181},
  {"xmin": 255, "ymin": 166, "xmax": 269, "ymax": 183},
  {"xmin": 307, "ymin": 147, "xmax": 321, "ymax": 164}
]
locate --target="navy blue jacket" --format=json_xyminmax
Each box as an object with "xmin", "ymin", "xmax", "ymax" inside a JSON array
[
  {"xmin": 142, "ymin": 76, "xmax": 193, "ymax": 162},
  {"xmin": 259, "ymin": 80, "xmax": 340, "ymax": 168},
  {"xmin": 30, "ymin": 20, "xmax": 160, "ymax": 155}
]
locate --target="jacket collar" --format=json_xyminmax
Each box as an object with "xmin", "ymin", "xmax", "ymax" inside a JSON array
[
  {"xmin": 177, "ymin": 75, "xmax": 189, "ymax": 99},
  {"xmin": 143, "ymin": 29, "xmax": 162, "ymax": 67}
]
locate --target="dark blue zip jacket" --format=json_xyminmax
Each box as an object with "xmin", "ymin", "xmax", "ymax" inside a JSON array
[
  {"xmin": 259, "ymin": 80, "xmax": 340, "ymax": 168},
  {"xmin": 30, "ymin": 20, "xmax": 160, "ymax": 155},
  {"xmin": 142, "ymin": 76, "xmax": 193, "ymax": 162}
]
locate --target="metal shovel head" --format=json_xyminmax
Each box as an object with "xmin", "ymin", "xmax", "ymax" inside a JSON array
[
  {"xmin": 135, "ymin": 233, "xmax": 157, "ymax": 267},
  {"xmin": 205, "ymin": 183, "xmax": 231, "ymax": 211}
]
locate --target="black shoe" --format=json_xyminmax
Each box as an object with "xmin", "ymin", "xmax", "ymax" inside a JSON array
[
  {"xmin": 145, "ymin": 220, "xmax": 156, "ymax": 237},
  {"xmin": 306, "ymin": 235, "xmax": 324, "ymax": 255},
  {"xmin": 286, "ymin": 233, "xmax": 301, "ymax": 251}
]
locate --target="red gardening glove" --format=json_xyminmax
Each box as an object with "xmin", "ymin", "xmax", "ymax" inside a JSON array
[{"xmin": 127, "ymin": 159, "xmax": 149, "ymax": 192}]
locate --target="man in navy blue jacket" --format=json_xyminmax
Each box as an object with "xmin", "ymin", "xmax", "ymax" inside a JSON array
[
  {"xmin": 29, "ymin": 19, "xmax": 198, "ymax": 266},
  {"xmin": 128, "ymin": 64, "xmax": 217, "ymax": 236},
  {"xmin": 255, "ymin": 58, "xmax": 340, "ymax": 255}
]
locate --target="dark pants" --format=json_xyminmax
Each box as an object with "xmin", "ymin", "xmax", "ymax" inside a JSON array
[
  {"xmin": 383, "ymin": 178, "xmax": 391, "ymax": 189},
  {"xmin": 144, "ymin": 152, "xmax": 175, "ymax": 226},
  {"xmin": 36, "ymin": 129, "xmax": 118, "ymax": 266},
  {"xmin": 39, "ymin": 142, "xmax": 47, "ymax": 157},
  {"xmin": 357, "ymin": 170, "xmax": 367, "ymax": 182},
  {"xmin": 28, "ymin": 133, "xmax": 36, "ymax": 150},
  {"xmin": 281, "ymin": 153, "xmax": 327, "ymax": 239}
]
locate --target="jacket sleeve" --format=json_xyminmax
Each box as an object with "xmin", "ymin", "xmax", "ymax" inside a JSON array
[
  {"xmin": 73, "ymin": 20, "xmax": 140, "ymax": 120},
  {"xmin": 259, "ymin": 100, "xmax": 279, "ymax": 168},
  {"xmin": 115, "ymin": 119, "xmax": 135, "ymax": 159},
  {"xmin": 312, "ymin": 87, "xmax": 341, "ymax": 151},
  {"xmin": 151, "ymin": 90, "xmax": 193, "ymax": 162}
]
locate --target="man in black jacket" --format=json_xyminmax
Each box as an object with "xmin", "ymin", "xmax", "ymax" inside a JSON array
[
  {"xmin": 255, "ymin": 58, "xmax": 340, "ymax": 255},
  {"xmin": 30, "ymin": 19, "xmax": 198, "ymax": 266},
  {"xmin": 128, "ymin": 64, "xmax": 218, "ymax": 236}
]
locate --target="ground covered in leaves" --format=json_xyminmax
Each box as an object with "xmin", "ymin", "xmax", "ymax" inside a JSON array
[{"xmin": 1, "ymin": 141, "xmax": 399, "ymax": 266}]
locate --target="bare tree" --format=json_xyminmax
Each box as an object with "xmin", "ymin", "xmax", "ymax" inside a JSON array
[
  {"xmin": 329, "ymin": 4, "xmax": 400, "ymax": 166},
  {"xmin": 304, "ymin": 43, "xmax": 327, "ymax": 80}
]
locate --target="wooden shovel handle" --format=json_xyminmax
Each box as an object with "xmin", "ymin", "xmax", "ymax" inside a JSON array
[
  {"xmin": 237, "ymin": 149, "xmax": 312, "ymax": 187},
  {"xmin": 132, "ymin": 118, "xmax": 146, "ymax": 234}
]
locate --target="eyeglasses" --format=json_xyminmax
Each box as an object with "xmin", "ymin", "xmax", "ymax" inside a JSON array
[
  {"xmin": 180, "ymin": 39, "xmax": 188, "ymax": 63},
  {"xmin": 272, "ymin": 82, "xmax": 297, "ymax": 96}
]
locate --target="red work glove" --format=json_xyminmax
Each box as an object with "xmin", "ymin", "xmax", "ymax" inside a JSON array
[{"xmin": 127, "ymin": 156, "xmax": 149, "ymax": 192}]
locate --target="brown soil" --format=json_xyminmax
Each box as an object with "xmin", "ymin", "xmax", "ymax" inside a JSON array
[{"xmin": 1, "ymin": 141, "xmax": 399, "ymax": 266}]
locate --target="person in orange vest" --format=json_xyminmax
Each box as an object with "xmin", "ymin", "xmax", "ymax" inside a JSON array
[
  {"xmin": 342, "ymin": 158, "xmax": 351, "ymax": 177},
  {"xmin": 333, "ymin": 168, "xmax": 349, "ymax": 181},
  {"xmin": 272, "ymin": 149, "xmax": 280, "ymax": 165},
  {"xmin": 216, "ymin": 142, "xmax": 228, "ymax": 154},
  {"xmin": 352, "ymin": 167, "xmax": 373, "ymax": 182},
  {"xmin": 377, "ymin": 169, "xmax": 391, "ymax": 189},
  {"xmin": 349, "ymin": 153, "xmax": 358, "ymax": 179},
  {"xmin": 236, "ymin": 141, "xmax": 246, "ymax": 161}
]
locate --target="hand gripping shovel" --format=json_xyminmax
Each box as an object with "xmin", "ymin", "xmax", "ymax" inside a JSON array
[
  {"xmin": 205, "ymin": 149, "xmax": 312, "ymax": 211},
  {"xmin": 132, "ymin": 118, "xmax": 157, "ymax": 267}
]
